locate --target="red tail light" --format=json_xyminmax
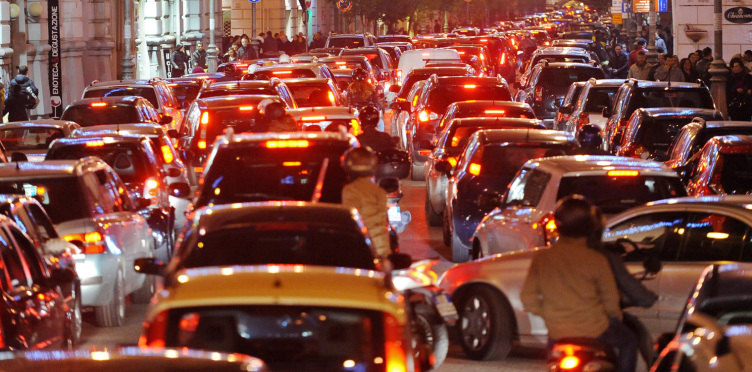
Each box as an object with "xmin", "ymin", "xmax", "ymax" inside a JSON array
[
  {"xmin": 578, "ymin": 112, "xmax": 589, "ymax": 126},
  {"xmin": 63, "ymin": 231, "xmax": 106, "ymax": 254},
  {"xmin": 161, "ymin": 145, "xmax": 174, "ymax": 164},
  {"xmin": 383, "ymin": 313, "xmax": 407, "ymax": 372},
  {"xmin": 139, "ymin": 310, "xmax": 168, "ymax": 348},
  {"xmin": 500, "ymin": 52, "xmax": 506, "ymax": 66},
  {"xmin": 560, "ymin": 355, "xmax": 580, "ymax": 369},
  {"xmin": 200, "ymin": 111, "xmax": 209, "ymax": 126},
  {"xmin": 534, "ymin": 86, "xmax": 544, "ymax": 102},
  {"xmin": 535, "ymin": 213, "xmax": 558, "ymax": 245},
  {"xmin": 468, "ymin": 163, "xmax": 481, "ymax": 176}
]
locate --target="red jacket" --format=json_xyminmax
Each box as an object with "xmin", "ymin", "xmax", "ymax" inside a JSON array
[{"xmin": 628, "ymin": 46, "xmax": 649, "ymax": 68}]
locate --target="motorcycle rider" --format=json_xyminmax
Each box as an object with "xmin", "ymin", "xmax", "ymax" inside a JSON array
[
  {"xmin": 573, "ymin": 124, "xmax": 610, "ymax": 155},
  {"xmin": 346, "ymin": 68, "xmax": 381, "ymax": 110},
  {"xmin": 258, "ymin": 99, "xmax": 297, "ymax": 132},
  {"xmin": 520, "ymin": 195, "xmax": 638, "ymax": 372},
  {"xmin": 356, "ymin": 106, "xmax": 396, "ymax": 153},
  {"xmin": 341, "ymin": 147, "xmax": 390, "ymax": 257}
]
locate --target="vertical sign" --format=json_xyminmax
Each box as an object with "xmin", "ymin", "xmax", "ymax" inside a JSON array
[
  {"xmin": 48, "ymin": 0, "xmax": 62, "ymax": 118},
  {"xmin": 656, "ymin": 0, "xmax": 667, "ymax": 12}
]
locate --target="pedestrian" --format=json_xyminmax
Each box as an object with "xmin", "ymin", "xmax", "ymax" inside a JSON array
[
  {"xmin": 695, "ymin": 47, "xmax": 713, "ymax": 77},
  {"xmin": 223, "ymin": 47, "xmax": 237, "ymax": 62},
  {"xmin": 433, "ymin": 19, "xmax": 441, "ymax": 33},
  {"xmin": 309, "ymin": 31, "xmax": 324, "ymax": 49},
  {"xmin": 744, "ymin": 50, "xmax": 752, "ymax": 72},
  {"xmin": 688, "ymin": 51, "xmax": 700, "ymax": 68},
  {"xmin": 263, "ymin": 31, "xmax": 279, "ymax": 54},
  {"xmin": 726, "ymin": 58, "xmax": 752, "ymax": 120},
  {"xmin": 608, "ymin": 44, "xmax": 629, "ymax": 79},
  {"xmin": 7, "ymin": 65, "xmax": 39, "ymax": 109},
  {"xmin": 654, "ymin": 32, "xmax": 667, "ymax": 54},
  {"xmin": 237, "ymin": 34, "xmax": 259, "ymax": 60},
  {"xmin": 191, "ymin": 41, "xmax": 207, "ymax": 69},
  {"xmin": 521, "ymin": 196, "xmax": 638, "ymax": 372},
  {"xmin": 664, "ymin": 29, "xmax": 674, "ymax": 55},
  {"xmin": 654, "ymin": 54, "xmax": 683, "ymax": 82},
  {"xmin": 680, "ymin": 58, "xmax": 700, "ymax": 82},
  {"xmin": 628, "ymin": 38, "xmax": 648, "ymax": 68},
  {"xmin": 647, "ymin": 53, "xmax": 666, "ymax": 81},
  {"xmin": 4, "ymin": 84, "xmax": 31, "ymax": 121},
  {"xmin": 171, "ymin": 44, "xmax": 189, "ymax": 77}
]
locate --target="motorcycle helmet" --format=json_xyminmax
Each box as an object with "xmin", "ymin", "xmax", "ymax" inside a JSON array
[
  {"xmin": 359, "ymin": 106, "xmax": 380, "ymax": 129},
  {"xmin": 553, "ymin": 195, "xmax": 601, "ymax": 238},
  {"xmin": 263, "ymin": 102, "xmax": 286, "ymax": 122},
  {"xmin": 352, "ymin": 67, "xmax": 368, "ymax": 82},
  {"xmin": 341, "ymin": 147, "xmax": 377, "ymax": 177},
  {"xmin": 577, "ymin": 124, "xmax": 603, "ymax": 148},
  {"xmin": 279, "ymin": 53, "xmax": 291, "ymax": 63}
]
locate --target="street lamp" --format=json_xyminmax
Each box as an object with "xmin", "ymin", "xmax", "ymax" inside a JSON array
[{"xmin": 709, "ymin": 0, "xmax": 727, "ymax": 117}]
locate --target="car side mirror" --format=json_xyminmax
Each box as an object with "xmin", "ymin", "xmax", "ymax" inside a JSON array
[
  {"xmin": 135, "ymin": 197, "xmax": 153, "ymax": 209},
  {"xmin": 178, "ymin": 136, "xmax": 192, "ymax": 150},
  {"xmin": 134, "ymin": 257, "xmax": 166, "ymax": 276},
  {"xmin": 10, "ymin": 152, "xmax": 28, "ymax": 162},
  {"xmin": 47, "ymin": 267, "xmax": 76, "ymax": 287},
  {"xmin": 159, "ymin": 114, "xmax": 173, "ymax": 125},
  {"xmin": 167, "ymin": 129, "xmax": 179, "ymax": 139},
  {"xmin": 167, "ymin": 168, "xmax": 182, "ymax": 178},
  {"xmin": 378, "ymin": 177, "xmax": 400, "ymax": 194},
  {"xmin": 558, "ymin": 103, "xmax": 573, "ymax": 115},
  {"xmin": 389, "ymin": 84, "xmax": 401, "ymax": 93},
  {"xmin": 435, "ymin": 160, "xmax": 452, "ymax": 175},
  {"xmin": 602, "ymin": 106, "xmax": 611, "ymax": 118},
  {"xmin": 417, "ymin": 139, "xmax": 434, "ymax": 150},
  {"xmin": 387, "ymin": 252, "xmax": 412, "ymax": 270},
  {"xmin": 168, "ymin": 182, "xmax": 192, "ymax": 199},
  {"xmin": 477, "ymin": 191, "xmax": 503, "ymax": 212}
]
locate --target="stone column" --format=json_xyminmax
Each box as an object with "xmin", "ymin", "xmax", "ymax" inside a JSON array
[
  {"xmin": 182, "ymin": 0, "xmax": 204, "ymax": 44},
  {"xmin": 86, "ymin": 0, "xmax": 116, "ymax": 84},
  {"xmin": 137, "ymin": 0, "xmax": 163, "ymax": 78},
  {"xmin": 709, "ymin": 0, "xmax": 726, "ymax": 118},
  {"xmin": 0, "ymin": 2, "xmax": 16, "ymax": 99}
]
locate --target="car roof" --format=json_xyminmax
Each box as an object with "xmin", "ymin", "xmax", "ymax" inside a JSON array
[
  {"xmin": 218, "ymin": 131, "xmax": 357, "ymax": 147},
  {"xmin": 0, "ymin": 120, "xmax": 79, "ymax": 129},
  {"xmin": 535, "ymin": 47, "xmax": 591, "ymax": 56},
  {"xmin": 68, "ymin": 96, "xmax": 142, "ymax": 106},
  {"xmin": 287, "ymin": 106, "xmax": 357, "ymax": 118},
  {"xmin": 278, "ymin": 78, "xmax": 331, "ymax": 85},
  {"xmin": 697, "ymin": 120, "xmax": 752, "ymax": 129},
  {"xmin": 452, "ymin": 118, "xmax": 545, "ymax": 128},
  {"xmin": 73, "ymin": 123, "xmax": 166, "ymax": 137},
  {"xmin": 587, "ymin": 78, "xmax": 629, "ymax": 87},
  {"xmin": 409, "ymin": 67, "xmax": 471, "ymax": 76},
  {"xmin": 538, "ymin": 62, "xmax": 600, "ymax": 69},
  {"xmin": 152, "ymin": 265, "xmax": 404, "ymax": 321},
  {"xmin": 708, "ymin": 134, "xmax": 752, "ymax": 148},
  {"xmin": 450, "ymin": 100, "xmax": 533, "ymax": 109},
  {"xmin": 207, "ymin": 80, "xmax": 279, "ymax": 90},
  {"xmin": 434, "ymin": 76, "xmax": 505, "ymax": 85},
  {"xmin": 529, "ymin": 155, "xmax": 679, "ymax": 175},
  {"xmin": 51, "ymin": 135, "xmax": 148, "ymax": 147},
  {"xmin": 87, "ymin": 79, "xmax": 160, "ymax": 88},
  {"xmin": 0, "ymin": 159, "xmax": 97, "ymax": 178},
  {"xmin": 626, "ymin": 80, "xmax": 704, "ymax": 89},
  {"xmin": 638, "ymin": 108, "xmax": 719, "ymax": 117},
  {"xmin": 255, "ymin": 63, "xmax": 321, "ymax": 71},
  {"xmin": 477, "ymin": 128, "xmax": 574, "ymax": 144},
  {"xmin": 645, "ymin": 195, "xmax": 752, "ymax": 209},
  {"xmin": 198, "ymin": 94, "xmax": 280, "ymax": 108}
]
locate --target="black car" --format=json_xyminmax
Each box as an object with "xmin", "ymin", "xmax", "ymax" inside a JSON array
[
  {"xmin": 445, "ymin": 129, "xmax": 578, "ymax": 262},
  {"xmin": 515, "ymin": 61, "xmax": 606, "ymax": 127},
  {"xmin": 195, "ymin": 79, "xmax": 296, "ymax": 108},
  {"xmin": 60, "ymin": 96, "xmax": 170, "ymax": 127},
  {"xmin": 454, "ymin": 36, "xmax": 518, "ymax": 83}
]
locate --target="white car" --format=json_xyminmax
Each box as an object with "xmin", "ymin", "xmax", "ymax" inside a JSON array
[
  {"xmin": 397, "ymin": 49, "xmax": 462, "ymax": 84},
  {"xmin": 558, "ymin": 78, "xmax": 624, "ymax": 134},
  {"xmin": 472, "ymin": 156, "xmax": 687, "ymax": 258},
  {"xmin": 287, "ymin": 106, "xmax": 361, "ymax": 134}
]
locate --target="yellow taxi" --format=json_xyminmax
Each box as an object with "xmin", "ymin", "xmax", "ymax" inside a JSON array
[{"xmin": 139, "ymin": 264, "xmax": 424, "ymax": 372}]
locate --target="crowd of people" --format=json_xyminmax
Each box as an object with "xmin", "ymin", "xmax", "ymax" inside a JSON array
[{"xmin": 219, "ymin": 31, "xmax": 331, "ymax": 63}]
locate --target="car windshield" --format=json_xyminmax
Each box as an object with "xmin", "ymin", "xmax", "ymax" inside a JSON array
[
  {"xmin": 557, "ymin": 175, "xmax": 687, "ymax": 214},
  {"xmin": 196, "ymin": 142, "xmax": 350, "ymax": 208},
  {"xmin": 61, "ymin": 105, "xmax": 142, "ymax": 126},
  {"xmin": 165, "ymin": 306, "xmax": 385, "ymax": 372},
  {"xmin": 583, "ymin": 87, "xmax": 617, "ymax": 112},
  {"xmin": 426, "ymin": 86, "xmax": 511, "ymax": 112},
  {"xmin": 344, "ymin": 53, "xmax": 383, "ymax": 69},
  {"xmin": 84, "ymin": 87, "xmax": 159, "ymax": 108},
  {"xmin": 287, "ymin": 85, "xmax": 335, "ymax": 107},
  {"xmin": 328, "ymin": 37, "xmax": 365, "ymax": 48},
  {"xmin": 538, "ymin": 67, "xmax": 605, "ymax": 89},
  {"xmin": 0, "ymin": 127, "xmax": 65, "ymax": 151},
  {"xmin": 0, "ymin": 178, "xmax": 88, "ymax": 223},
  {"xmin": 719, "ymin": 152, "xmax": 752, "ymax": 195},
  {"xmin": 633, "ymin": 88, "xmax": 714, "ymax": 109},
  {"xmin": 46, "ymin": 143, "xmax": 155, "ymax": 184},
  {"xmin": 178, "ymin": 224, "xmax": 376, "ymax": 270}
]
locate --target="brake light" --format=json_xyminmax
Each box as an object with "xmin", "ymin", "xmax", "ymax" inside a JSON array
[
  {"xmin": 351, "ymin": 119, "xmax": 361, "ymax": 135},
  {"xmin": 500, "ymin": 52, "xmax": 506, "ymax": 65},
  {"xmin": 608, "ymin": 170, "xmax": 639, "ymax": 177},
  {"xmin": 451, "ymin": 136, "xmax": 460, "ymax": 147},
  {"xmin": 200, "ymin": 111, "xmax": 209, "ymax": 125},
  {"xmin": 272, "ymin": 70, "xmax": 293, "ymax": 75},
  {"xmin": 266, "ymin": 140, "xmax": 309, "ymax": 148},
  {"xmin": 161, "ymin": 145, "xmax": 174, "ymax": 164},
  {"xmin": 328, "ymin": 91, "xmax": 336, "ymax": 103},
  {"xmin": 468, "ymin": 163, "xmax": 481, "ymax": 176},
  {"xmin": 484, "ymin": 109, "xmax": 506, "ymax": 115},
  {"xmin": 144, "ymin": 177, "xmax": 160, "ymax": 204},
  {"xmin": 383, "ymin": 313, "xmax": 407, "ymax": 372},
  {"xmin": 544, "ymin": 41, "xmax": 550, "ymax": 46},
  {"xmin": 447, "ymin": 157, "xmax": 457, "ymax": 167},
  {"xmin": 480, "ymin": 54, "xmax": 485, "ymax": 60},
  {"xmin": 418, "ymin": 150, "xmax": 431, "ymax": 156},
  {"xmin": 396, "ymin": 69, "xmax": 402, "ymax": 80},
  {"xmin": 578, "ymin": 112, "xmax": 589, "ymax": 126},
  {"xmin": 63, "ymin": 232, "xmax": 106, "ymax": 254},
  {"xmin": 463, "ymin": 84, "xmax": 477, "ymax": 89},
  {"xmin": 283, "ymin": 161, "xmax": 302, "ymax": 167},
  {"xmin": 86, "ymin": 141, "xmax": 105, "ymax": 147},
  {"xmin": 139, "ymin": 310, "xmax": 168, "ymax": 348},
  {"xmin": 458, "ymin": 51, "xmax": 466, "ymax": 55},
  {"xmin": 90, "ymin": 102, "xmax": 107, "ymax": 108},
  {"xmin": 418, "ymin": 110, "xmax": 429, "ymax": 122},
  {"xmin": 301, "ymin": 116, "xmax": 326, "ymax": 121},
  {"xmin": 480, "ymin": 38, "xmax": 488, "ymax": 42},
  {"xmin": 238, "ymin": 106, "xmax": 254, "ymax": 111},
  {"xmin": 197, "ymin": 140, "xmax": 207, "ymax": 149},
  {"xmin": 560, "ymin": 355, "xmax": 580, "ymax": 369},
  {"xmin": 535, "ymin": 213, "xmax": 558, "ymax": 245},
  {"xmin": 335, "ymin": 61, "xmax": 347, "ymax": 65},
  {"xmin": 167, "ymin": 83, "xmax": 178, "ymax": 87},
  {"xmin": 534, "ymin": 86, "xmax": 544, "ymax": 102}
]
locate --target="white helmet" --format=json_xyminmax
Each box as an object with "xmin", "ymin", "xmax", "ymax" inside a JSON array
[
  {"xmin": 279, "ymin": 53, "xmax": 291, "ymax": 63},
  {"xmin": 246, "ymin": 64, "xmax": 259, "ymax": 74}
]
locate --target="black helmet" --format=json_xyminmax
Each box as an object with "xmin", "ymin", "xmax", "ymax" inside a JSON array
[
  {"xmin": 352, "ymin": 67, "xmax": 368, "ymax": 82},
  {"xmin": 341, "ymin": 147, "xmax": 377, "ymax": 177},
  {"xmin": 577, "ymin": 124, "xmax": 603, "ymax": 148},
  {"xmin": 258, "ymin": 100, "xmax": 286, "ymax": 121},
  {"xmin": 359, "ymin": 106, "xmax": 380, "ymax": 128},
  {"xmin": 553, "ymin": 195, "xmax": 601, "ymax": 238}
]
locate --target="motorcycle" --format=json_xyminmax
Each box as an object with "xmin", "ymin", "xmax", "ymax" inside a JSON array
[{"xmin": 378, "ymin": 177, "xmax": 411, "ymax": 235}]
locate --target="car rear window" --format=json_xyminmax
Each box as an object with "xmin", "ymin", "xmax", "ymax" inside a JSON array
[
  {"xmin": 538, "ymin": 67, "xmax": 605, "ymax": 89},
  {"xmin": 0, "ymin": 128, "xmax": 65, "ymax": 151},
  {"xmin": 583, "ymin": 87, "xmax": 617, "ymax": 112},
  {"xmin": 61, "ymin": 105, "xmax": 141, "ymax": 127},
  {"xmin": 287, "ymin": 85, "xmax": 335, "ymax": 107},
  {"xmin": 719, "ymin": 152, "xmax": 752, "ymax": 195},
  {"xmin": 84, "ymin": 87, "xmax": 159, "ymax": 108},
  {"xmin": 633, "ymin": 88, "xmax": 714, "ymax": 110},
  {"xmin": 532, "ymin": 55, "xmax": 589, "ymax": 66},
  {"xmin": 344, "ymin": 53, "xmax": 383, "ymax": 69},
  {"xmin": 197, "ymin": 108, "xmax": 263, "ymax": 139},
  {"xmin": 635, "ymin": 118, "xmax": 693, "ymax": 155},
  {"xmin": 168, "ymin": 84, "xmax": 201, "ymax": 107},
  {"xmin": 453, "ymin": 105, "xmax": 535, "ymax": 120},
  {"xmin": 254, "ymin": 69, "xmax": 317, "ymax": 80},
  {"xmin": 426, "ymin": 85, "xmax": 512, "ymax": 112},
  {"xmin": 165, "ymin": 306, "xmax": 385, "ymax": 371},
  {"xmin": 328, "ymin": 37, "xmax": 365, "ymax": 48},
  {"xmin": 557, "ymin": 175, "xmax": 687, "ymax": 214},
  {"xmin": 46, "ymin": 143, "xmax": 156, "ymax": 184},
  {"xmin": 199, "ymin": 87, "xmax": 277, "ymax": 99},
  {"xmin": 0, "ymin": 178, "xmax": 88, "ymax": 223},
  {"xmin": 481, "ymin": 144, "xmax": 575, "ymax": 177},
  {"xmin": 197, "ymin": 142, "xmax": 350, "ymax": 208}
]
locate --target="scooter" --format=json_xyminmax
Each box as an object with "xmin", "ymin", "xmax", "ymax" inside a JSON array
[{"xmin": 378, "ymin": 177, "xmax": 411, "ymax": 234}]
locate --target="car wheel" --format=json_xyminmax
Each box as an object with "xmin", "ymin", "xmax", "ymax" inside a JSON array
[
  {"xmin": 413, "ymin": 303, "xmax": 449, "ymax": 368},
  {"xmin": 451, "ymin": 228, "xmax": 470, "ymax": 263},
  {"xmin": 95, "ymin": 270, "xmax": 125, "ymax": 327},
  {"xmin": 64, "ymin": 282, "xmax": 82, "ymax": 348},
  {"xmin": 456, "ymin": 286, "xmax": 514, "ymax": 360},
  {"xmin": 425, "ymin": 193, "xmax": 442, "ymax": 227},
  {"xmin": 131, "ymin": 272, "xmax": 155, "ymax": 304},
  {"xmin": 442, "ymin": 208, "xmax": 452, "ymax": 247}
]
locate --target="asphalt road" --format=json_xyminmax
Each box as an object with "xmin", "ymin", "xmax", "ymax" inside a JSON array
[{"xmin": 80, "ymin": 180, "xmax": 546, "ymax": 371}]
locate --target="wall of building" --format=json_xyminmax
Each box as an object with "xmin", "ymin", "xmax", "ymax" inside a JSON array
[{"xmin": 673, "ymin": 0, "xmax": 752, "ymax": 60}]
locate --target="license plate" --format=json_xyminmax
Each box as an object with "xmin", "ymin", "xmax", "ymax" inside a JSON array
[
  {"xmin": 388, "ymin": 206, "xmax": 401, "ymax": 222},
  {"xmin": 434, "ymin": 294, "xmax": 458, "ymax": 320}
]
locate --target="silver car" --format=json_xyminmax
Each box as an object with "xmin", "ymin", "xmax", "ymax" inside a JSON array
[
  {"xmin": 0, "ymin": 158, "xmax": 155, "ymax": 327},
  {"xmin": 0, "ymin": 120, "xmax": 81, "ymax": 162},
  {"xmin": 437, "ymin": 195, "xmax": 752, "ymax": 362}
]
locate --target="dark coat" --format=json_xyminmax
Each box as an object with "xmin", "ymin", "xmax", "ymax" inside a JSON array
[
  {"xmin": 609, "ymin": 51, "xmax": 629, "ymax": 78},
  {"xmin": 191, "ymin": 49, "xmax": 207, "ymax": 68},
  {"xmin": 237, "ymin": 45, "xmax": 258, "ymax": 60},
  {"xmin": 4, "ymin": 89, "xmax": 31, "ymax": 121},
  {"xmin": 357, "ymin": 127, "xmax": 395, "ymax": 153}
]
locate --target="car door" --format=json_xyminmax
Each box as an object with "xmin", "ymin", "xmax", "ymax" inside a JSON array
[
  {"xmin": 659, "ymin": 212, "xmax": 752, "ymax": 331},
  {"xmin": 602, "ymin": 211, "xmax": 687, "ymax": 338}
]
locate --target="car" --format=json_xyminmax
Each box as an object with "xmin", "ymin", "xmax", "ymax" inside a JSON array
[
  {"xmin": 138, "ymin": 265, "xmax": 424, "ymax": 371},
  {"xmin": 651, "ymin": 263, "xmax": 752, "ymax": 372},
  {"xmin": 165, "ymin": 77, "xmax": 209, "ymax": 112},
  {"xmin": 451, "ymin": 27, "xmax": 480, "ymax": 36},
  {"xmin": 82, "ymin": 78, "xmax": 184, "ymax": 131},
  {"xmin": 193, "ymin": 131, "xmax": 357, "ymax": 210},
  {"xmin": 393, "ymin": 80, "xmax": 428, "ymax": 150},
  {"xmin": 664, "ymin": 119, "xmax": 752, "ymax": 183},
  {"xmin": 0, "ymin": 120, "xmax": 81, "ymax": 162},
  {"xmin": 686, "ymin": 135, "xmax": 752, "ymax": 196},
  {"xmin": 552, "ymin": 81, "xmax": 587, "ymax": 131},
  {"xmin": 602, "ymin": 79, "xmax": 717, "ymax": 152},
  {"xmin": 245, "ymin": 62, "xmax": 336, "ymax": 81},
  {"xmin": 0, "ymin": 213, "xmax": 78, "ymax": 349},
  {"xmin": 556, "ymin": 78, "xmax": 624, "ymax": 133},
  {"xmin": 424, "ymin": 118, "xmax": 546, "ymax": 227},
  {"xmin": 397, "ymin": 49, "xmax": 462, "ymax": 84},
  {"xmin": 281, "ymin": 78, "xmax": 343, "ymax": 107},
  {"xmin": 376, "ymin": 43, "xmax": 406, "ymax": 65},
  {"xmin": 0, "ymin": 348, "xmax": 266, "ymax": 371},
  {"xmin": 454, "ymin": 36, "xmax": 519, "ymax": 83},
  {"xmin": 519, "ymin": 47, "xmax": 593, "ymax": 86},
  {"xmin": 288, "ymin": 106, "xmax": 360, "ymax": 133},
  {"xmin": 515, "ymin": 61, "xmax": 606, "ymax": 127},
  {"xmin": 0, "ymin": 159, "xmax": 155, "ymax": 327},
  {"xmin": 408, "ymin": 75, "xmax": 513, "ymax": 180},
  {"xmin": 376, "ymin": 34, "xmax": 413, "ymax": 44},
  {"xmin": 179, "ymin": 94, "xmax": 285, "ymax": 184},
  {"xmin": 437, "ymin": 195, "xmax": 752, "ymax": 362},
  {"xmin": 195, "ymin": 79, "xmax": 296, "ymax": 108},
  {"xmin": 445, "ymin": 129, "xmax": 579, "ymax": 262},
  {"xmin": 615, "ymin": 108, "xmax": 723, "ymax": 161},
  {"xmin": 340, "ymin": 47, "xmax": 398, "ymax": 85},
  {"xmin": 325, "ymin": 32, "xmax": 377, "ymax": 48},
  {"xmin": 60, "ymin": 96, "xmax": 170, "ymax": 127},
  {"xmin": 442, "ymin": 45, "xmax": 494, "ymax": 77},
  {"xmin": 435, "ymin": 100, "xmax": 537, "ymax": 134},
  {"xmin": 473, "ymin": 156, "xmax": 688, "ymax": 258},
  {"xmin": 551, "ymin": 39, "xmax": 602, "ymax": 62}
]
